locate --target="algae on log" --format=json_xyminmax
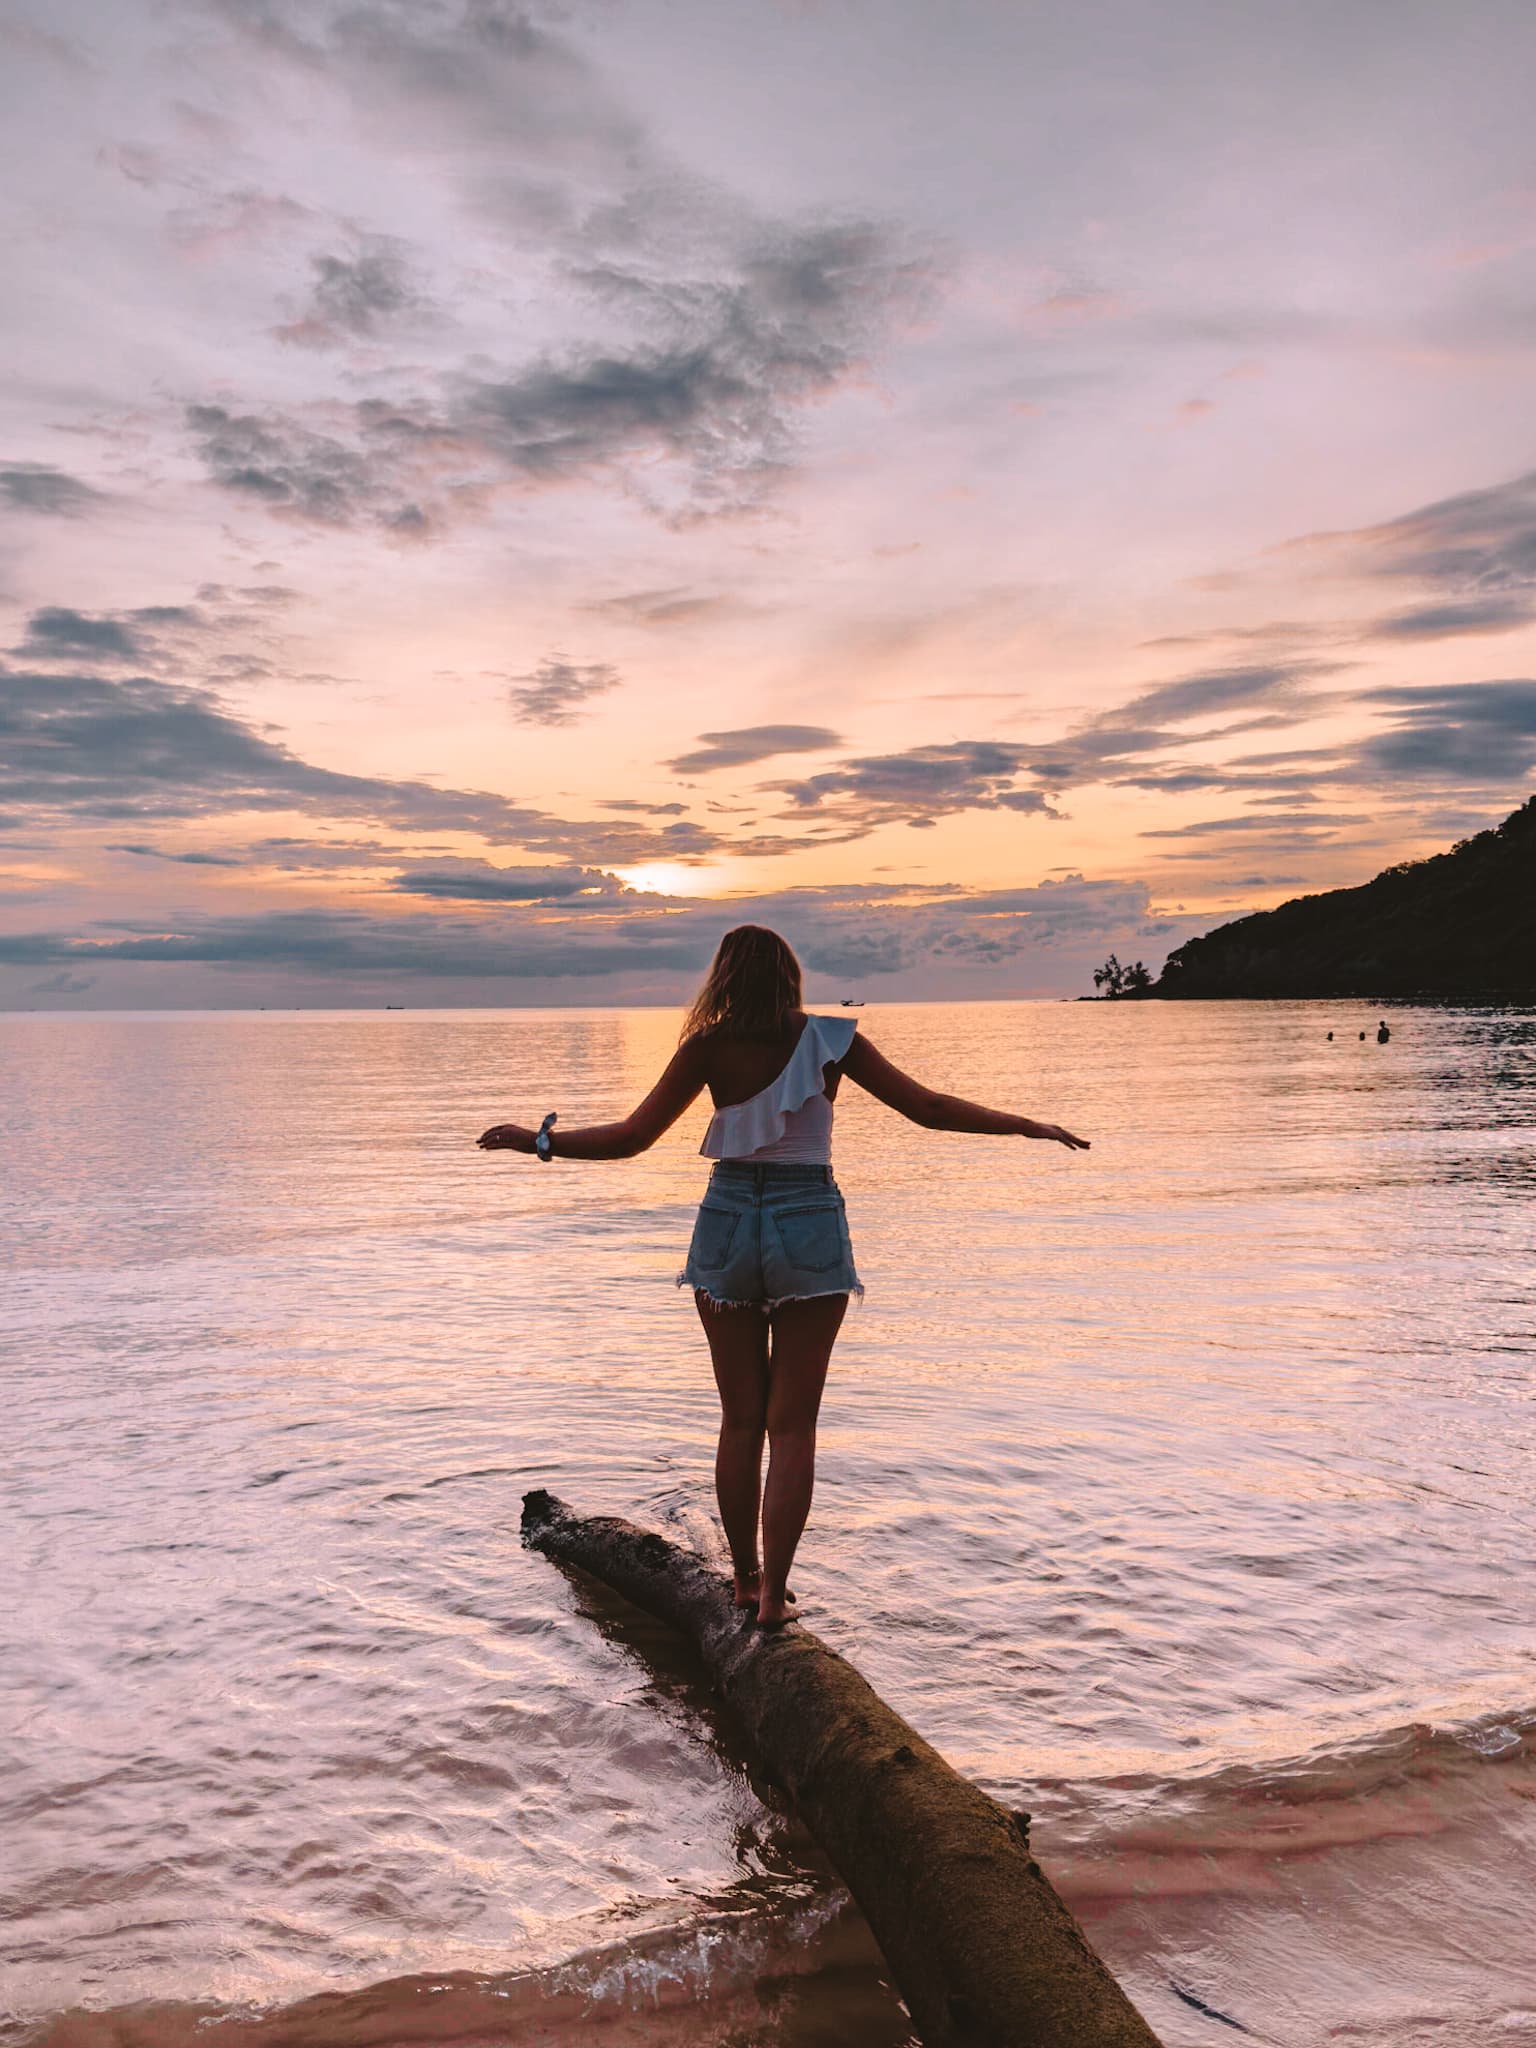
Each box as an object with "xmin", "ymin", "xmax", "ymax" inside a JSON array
[{"xmin": 521, "ymin": 1489, "xmax": 1162, "ymax": 2048}]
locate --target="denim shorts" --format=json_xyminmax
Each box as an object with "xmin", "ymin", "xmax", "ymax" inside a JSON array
[{"xmin": 678, "ymin": 1162, "xmax": 862, "ymax": 1311}]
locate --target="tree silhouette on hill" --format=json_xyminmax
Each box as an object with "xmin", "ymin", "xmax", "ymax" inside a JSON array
[{"xmin": 1092, "ymin": 955, "xmax": 1152, "ymax": 998}]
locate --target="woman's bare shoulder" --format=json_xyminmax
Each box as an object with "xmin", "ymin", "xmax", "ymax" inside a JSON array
[{"xmin": 695, "ymin": 1014, "xmax": 808, "ymax": 1104}]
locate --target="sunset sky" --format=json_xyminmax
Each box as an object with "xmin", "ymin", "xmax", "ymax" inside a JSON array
[{"xmin": 3, "ymin": 0, "xmax": 1534, "ymax": 1007}]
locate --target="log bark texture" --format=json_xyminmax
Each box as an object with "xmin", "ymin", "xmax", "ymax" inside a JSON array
[{"xmin": 521, "ymin": 1489, "xmax": 1162, "ymax": 2048}]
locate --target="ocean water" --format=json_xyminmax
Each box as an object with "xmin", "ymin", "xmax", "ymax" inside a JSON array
[{"xmin": 2, "ymin": 999, "xmax": 1534, "ymax": 2048}]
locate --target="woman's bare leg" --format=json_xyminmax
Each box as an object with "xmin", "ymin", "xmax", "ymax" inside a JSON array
[
  {"xmin": 695, "ymin": 1294, "xmax": 770, "ymax": 1601},
  {"xmin": 759, "ymin": 1293, "xmax": 847, "ymax": 1625}
]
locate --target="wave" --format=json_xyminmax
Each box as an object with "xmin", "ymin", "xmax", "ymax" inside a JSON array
[
  {"xmin": 1058, "ymin": 1707, "xmax": 1536, "ymax": 2046},
  {"xmin": 3, "ymin": 1885, "xmax": 916, "ymax": 2048},
  {"xmin": 1010, "ymin": 1703, "xmax": 1536, "ymax": 1903}
]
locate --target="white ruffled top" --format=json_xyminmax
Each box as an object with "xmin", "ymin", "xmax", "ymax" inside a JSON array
[{"xmin": 700, "ymin": 1014, "xmax": 859, "ymax": 1162}]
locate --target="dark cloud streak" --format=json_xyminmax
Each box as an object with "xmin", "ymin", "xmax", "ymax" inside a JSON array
[
  {"xmin": 1114, "ymin": 660, "xmax": 1343, "ymax": 725},
  {"xmin": 1366, "ymin": 596, "xmax": 1536, "ymax": 641},
  {"xmin": 667, "ymin": 725, "xmax": 842, "ymax": 774},
  {"xmin": 106, "ymin": 841, "xmax": 242, "ymax": 866},
  {"xmin": 1355, "ymin": 678, "xmax": 1536, "ymax": 781},
  {"xmin": 774, "ymin": 739, "xmax": 1066, "ymax": 830},
  {"xmin": 507, "ymin": 655, "xmax": 621, "ymax": 727},
  {"xmin": 15, "ymin": 608, "xmax": 143, "ymax": 659},
  {"xmin": 389, "ymin": 860, "xmax": 620, "ymax": 903},
  {"xmin": 275, "ymin": 237, "xmax": 419, "ymax": 348},
  {"xmin": 1332, "ymin": 470, "xmax": 1536, "ymax": 594},
  {"xmin": 0, "ymin": 464, "xmax": 107, "ymax": 517}
]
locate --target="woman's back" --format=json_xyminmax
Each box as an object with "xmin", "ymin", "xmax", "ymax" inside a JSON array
[
  {"xmin": 697, "ymin": 1011, "xmax": 857, "ymax": 1166},
  {"xmin": 697, "ymin": 1011, "xmax": 842, "ymax": 1110}
]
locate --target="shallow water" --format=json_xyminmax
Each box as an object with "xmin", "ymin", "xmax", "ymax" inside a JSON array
[{"xmin": 3, "ymin": 999, "xmax": 1534, "ymax": 2046}]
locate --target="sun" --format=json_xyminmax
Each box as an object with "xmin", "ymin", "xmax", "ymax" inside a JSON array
[{"xmin": 613, "ymin": 862, "xmax": 710, "ymax": 897}]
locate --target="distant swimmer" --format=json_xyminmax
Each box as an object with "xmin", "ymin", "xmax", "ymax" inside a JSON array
[
  {"xmin": 1359, "ymin": 1031, "xmax": 1366, "ymax": 1040},
  {"xmin": 1327, "ymin": 1031, "xmax": 1334, "ymax": 1041},
  {"xmin": 1377, "ymin": 1020, "xmax": 1391, "ymax": 1043}
]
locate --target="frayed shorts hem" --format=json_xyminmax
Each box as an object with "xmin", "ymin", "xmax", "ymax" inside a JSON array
[{"xmin": 677, "ymin": 1273, "xmax": 865, "ymax": 1313}]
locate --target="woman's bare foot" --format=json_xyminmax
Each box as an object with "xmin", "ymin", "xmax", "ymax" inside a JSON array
[
  {"xmin": 735, "ymin": 1567, "xmax": 797, "ymax": 1613},
  {"xmin": 732, "ymin": 1566, "xmax": 762, "ymax": 1610},
  {"xmin": 756, "ymin": 1587, "xmax": 799, "ymax": 1628}
]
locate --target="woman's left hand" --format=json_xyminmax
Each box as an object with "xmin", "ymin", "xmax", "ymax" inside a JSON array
[
  {"xmin": 1026, "ymin": 1120, "xmax": 1091, "ymax": 1150},
  {"xmin": 477, "ymin": 1124, "xmax": 532, "ymax": 1151}
]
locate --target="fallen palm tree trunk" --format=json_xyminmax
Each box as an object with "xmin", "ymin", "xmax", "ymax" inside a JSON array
[{"xmin": 521, "ymin": 1489, "xmax": 1162, "ymax": 2048}]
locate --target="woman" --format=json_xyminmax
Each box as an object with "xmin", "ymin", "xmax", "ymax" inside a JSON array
[{"xmin": 478, "ymin": 926, "xmax": 1088, "ymax": 1629}]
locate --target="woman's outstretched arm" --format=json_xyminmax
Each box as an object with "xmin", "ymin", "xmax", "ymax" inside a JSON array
[
  {"xmin": 841, "ymin": 1035, "xmax": 1089, "ymax": 1149},
  {"xmin": 477, "ymin": 1038, "xmax": 707, "ymax": 1160}
]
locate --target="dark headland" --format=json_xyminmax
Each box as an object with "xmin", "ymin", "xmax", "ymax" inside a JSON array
[{"xmin": 1146, "ymin": 793, "xmax": 1536, "ymax": 1001}]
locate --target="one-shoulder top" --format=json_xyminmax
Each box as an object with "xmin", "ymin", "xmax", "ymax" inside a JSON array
[{"xmin": 700, "ymin": 1014, "xmax": 859, "ymax": 1164}]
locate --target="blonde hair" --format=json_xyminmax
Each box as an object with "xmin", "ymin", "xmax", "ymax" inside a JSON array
[{"xmin": 680, "ymin": 926, "xmax": 803, "ymax": 1043}]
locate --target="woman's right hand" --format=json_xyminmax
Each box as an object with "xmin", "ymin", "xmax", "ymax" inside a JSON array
[{"xmin": 477, "ymin": 1124, "xmax": 532, "ymax": 1151}]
